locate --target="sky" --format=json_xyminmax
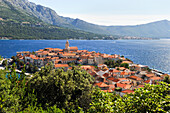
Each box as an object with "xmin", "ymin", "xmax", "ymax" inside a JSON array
[{"xmin": 29, "ymin": 0, "xmax": 170, "ymax": 26}]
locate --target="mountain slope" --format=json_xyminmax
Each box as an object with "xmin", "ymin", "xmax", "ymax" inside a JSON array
[
  {"xmin": 0, "ymin": 0, "xmax": 42, "ymax": 23},
  {"xmin": 0, "ymin": 0, "xmax": 106, "ymax": 40},
  {"xmin": 105, "ymin": 20, "xmax": 170, "ymax": 38},
  {"xmin": 2, "ymin": 0, "xmax": 110, "ymax": 34},
  {"xmin": 1, "ymin": 0, "xmax": 170, "ymax": 38},
  {"xmin": 2, "ymin": 0, "xmax": 72, "ymax": 27}
]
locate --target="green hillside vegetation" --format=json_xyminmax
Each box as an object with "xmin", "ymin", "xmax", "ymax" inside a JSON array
[
  {"xmin": 1, "ymin": 0, "xmax": 170, "ymax": 38},
  {"xmin": 0, "ymin": 0, "xmax": 42, "ymax": 24},
  {"xmin": 0, "ymin": 20, "xmax": 105, "ymax": 39},
  {"xmin": 0, "ymin": 63, "xmax": 169, "ymax": 112},
  {"xmin": 0, "ymin": 0, "xmax": 106, "ymax": 40}
]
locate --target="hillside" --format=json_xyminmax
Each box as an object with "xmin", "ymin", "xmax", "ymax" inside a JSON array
[
  {"xmin": 1, "ymin": 0, "xmax": 170, "ymax": 38},
  {"xmin": 4, "ymin": 0, "xmax": 170, "ymax": 38},
  {"xmin": 2, "ymin": 0, "xmax": 170, "ymax": 38},
  {"xmin": 105, "ymin": 20, "xmax": 170, "ymax": 38},
  {"xmin": 0, "ymin": 0, "xmax": 106, "ymax": 40}
]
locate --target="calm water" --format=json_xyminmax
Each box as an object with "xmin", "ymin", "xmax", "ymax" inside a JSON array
[{"xmin": 0, "ymin": 39, "xmax": 170, "ymax": 74}]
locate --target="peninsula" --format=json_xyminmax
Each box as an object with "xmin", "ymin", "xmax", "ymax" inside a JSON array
[{"xmin": 15, "ymin": 40, "xmax": 169, "ymax": 95}]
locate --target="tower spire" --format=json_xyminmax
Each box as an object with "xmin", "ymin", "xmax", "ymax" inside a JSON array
[{"xmin": 65, "ymin": 40, "xmax": 70, "ymax": 52}]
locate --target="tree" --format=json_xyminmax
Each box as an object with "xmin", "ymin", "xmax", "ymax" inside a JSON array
[
  {"xmin": 89, "ymin": 82, "xmax": 169, "ymax": 113},
  {"xmin": 164, "ymin": 76, "xmax": 170, "ymax": 84},
  {"xmin": 0, "ymin": 55, "xmax": 3, "ymax": 61},
  {"xmin": 28, "ymin": 64, "xmax": 34, "ymax": 73},
  {"xmin": 120, "ymin": 63, "xmax": 129, "ymax": 69},
  {"xmin": 88, "ymin": 88, "xmax": 119, "ymax": 113},
  {"xmin": 0, "ymin": 63, "xmax": 169, "ymax": 112},
  {"xmin": 27, "ymin": 64, "xmax": 95, "ymax": 112},
  {"xmin": 33, "ymin": 66, "xmax": 39, "ymax": 73},
  {"xmin": 2, "ymin": 60, "xmax": 8, "ymax": 67},
  {"xmin": 11, "ymin": 56, "xmax": 17, "ymax": 62}
]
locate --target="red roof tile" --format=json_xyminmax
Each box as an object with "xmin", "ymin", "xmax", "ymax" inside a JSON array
[
  {"xmin": 121, "ymin": 90, "xmax": 134, "ymax": 94},
  {"xmin": 94, "ymin": 82, "xmax": 108, "ymax": 87},
  {"xmin": 55, "ymin": 64, "xmax": 69, "ymax": 68}
]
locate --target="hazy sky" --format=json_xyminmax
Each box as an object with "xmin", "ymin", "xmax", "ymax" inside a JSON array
[{"xmin": 29, "ymin": 0, "xmax": 170, "ymax": 26}]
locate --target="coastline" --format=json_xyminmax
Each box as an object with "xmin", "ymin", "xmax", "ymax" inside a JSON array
[{"xmin": 0, "ymin": 39, "xmax": 169, "ymax": 74}]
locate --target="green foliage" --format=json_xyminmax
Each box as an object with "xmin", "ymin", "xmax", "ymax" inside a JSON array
[
  {"xmin": 88, "ymin": 88, "xmax": 119, "ymax": 113},
  {"xmin": 0, "ymin": 67, "xmax": 27, "ymax": 112},
  {"xmin": 2, "ymin": 60, "xmax": 7, "ymax": 67},
  {"xmin": 0, "ymin": 63, "xmax": 169, "ymax": 112},
  {"xmin": 114, "ymin": 82, "xmax": 170, "ymax": 113},
  {"xmin": 89, "ymin": 82, "xmax": 170, "ymax": 113},
  {"xmin": 147, "ymin": 67, "xmax": 152, "ymax": 72},
  {"xmin": 164, "ymin": 76, "xmax": 170, "ymax": 84},
  {"xmin": 0, "ymin": 55, "xmax": 3, "ymax": 61},
  {"xmin": 28, "ymin": 64, "xmax": 95, "ymax": 112},
  {"xmin": 104, "ymin": 59, "xmax": 123, "ymax": 68},
  {"xmin": 68, "ymin": 62, "xmax": 75, "ymax": 66},
  {"xmin": 0, "ymin": 0, "xmax": 106, "ymax": 40},
  {"xmin": 0, "ymin": 20, "xmax": 105, "ymax": 40},
  {"xmin": 120, "ymin": 63, "xmax": 129, "ymax": 69}
]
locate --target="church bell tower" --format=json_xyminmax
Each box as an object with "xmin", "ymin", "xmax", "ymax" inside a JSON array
[{"xmin": 65, "ymin": 40, "xmax": 70, "ymax": 52}]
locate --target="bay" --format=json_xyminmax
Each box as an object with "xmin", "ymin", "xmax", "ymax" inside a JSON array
[{"xmin": 0, "ymin": 39, "xmax": 170, "ymax": 74}]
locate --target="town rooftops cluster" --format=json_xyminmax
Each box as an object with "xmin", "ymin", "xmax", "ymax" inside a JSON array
[
  {"xmin": 91, "ymin": 64, "xmax": 166, "ymax": 96},
  {"xmin": 16, "ymin": 40, "xmax": 123, "ymax": 69},
  {"xmin": 16, "ymin": 40, "xmax": 167, "ymax": 96}
]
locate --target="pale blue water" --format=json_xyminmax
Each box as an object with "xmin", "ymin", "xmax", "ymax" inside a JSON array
[{"xmin": 0, "ymin": 39, "xmax": 170, "ymax": 74}]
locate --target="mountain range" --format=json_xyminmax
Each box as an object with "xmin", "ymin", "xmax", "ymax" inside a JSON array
[
  {"xmin": 0, "ymin": 0, "xmax": 107, "ymax": 39},
  {"xmin": 1, "ymin": 0, "xmax": 170, "ymax": 38}
]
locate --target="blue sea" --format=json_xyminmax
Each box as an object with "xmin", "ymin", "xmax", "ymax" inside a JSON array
[{"xmin": 0, "ymin": 39, "xmax": 170, "ymax": 74}]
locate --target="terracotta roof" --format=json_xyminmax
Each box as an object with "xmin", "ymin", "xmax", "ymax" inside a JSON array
[
  {"xmin": 121, "ymin": 90, "xmax": 134, "ymax": 94},
  {"xmin": 127, "ymin": 76, "xmax": 143, "ymax": 81},
  {"xmin": 145, "ymin": 74, "xmax": 155, "ymax": 78},
  {"xmin": 150, "ymin": 77, "xmax": 163, "ymax": 80},
  {"xmin": 62, "ymin": 53, "xmax": 76, "ymax": 56},
  {"xmin": 116, "ymin": 67, "xmax": 126, "ymax": 70},
  {"xmin": 68, "ymin": 67, "xmax": 72, "ymax": 70},
  {"xmin": 70, "ymin": 47, "xmax": 78, "ymax": 50},
  {"xmin": 107, "ymin": 77, "xmax": 116, "ymax": 81},
  {"xmin": 122, "ymin": 61, "xmax": 133, "ymax": 64},
  {"xmin": 102, "ymin": 90, "xmax": 112, "ymax": 93},
  {"xmin": 55, "ymin": 64, "xmax": 69, "ymax": 68},
  {"xmin": 48, "ymin": 53, "xmax": 55, "ymax": 56},
  {"xmin": 120, "ymin": 72, "xmax": 129, "ymax": 75},
  {"xmin": 120, "ymin": 81, "xmax": 131, "ymax": 84},
  {"xmin": 98, "ymin": 64, "xmax": 106, "ymax": 67},
  {"xmin": 81, "ymin": 65, "xmax": 92, "ymax": 70},
  {"xmin": 125, "ymin": 85, "xmax": 132, "ymax": 89},
  {"xmin": 61, "ymin": 58, "xmax": 77, "ymax": 61},
  {"xmin": 103, "ymin": 73, "xmax": 110, "ymax": 78},
  {"xmin": 89, "ymin": 72, "xmax": 96, "ymax": 76},
  {"xmin": 144, "ymin": 80, "xmax": 151, "ymax": 83},
  {"xmin": 19, "ymin": 57, "xmax": 24, "ymax": 60},
  {"xmin": 118, "ymin": 78, "xmax": 128, "ymax": 81},
  {"xmin": 109, "ymin": 69, "xmax": 120, "ymax": 73},
  {"xmin": 51, "ymin": 57, "xmax": 59, "ymax": 60},
  {"xmin": 137, "ymin": 85, "xmax": 144, "ymax": 88},
  {"xmin": 108, "ymin": 84, "xmax": 116, "ymax": 89},
  {"xmin": 55, "ymin": 60, "xmax": 60, "ymax": 64},
  {"xmin": 117, "ymin": 83, "xmax": 127, "ymax": 89},
  {"xmin": 94, "ymin": 82, "xmax": 108, "ymax": 87},
  {"xmin": 53, "ymin": 48, "xmax": 63, "ymax": 51}
]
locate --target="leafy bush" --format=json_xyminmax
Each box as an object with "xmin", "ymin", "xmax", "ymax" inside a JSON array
[{"xmin": 0, "ymin": 63, "xmax": 169, "ymax": 112}]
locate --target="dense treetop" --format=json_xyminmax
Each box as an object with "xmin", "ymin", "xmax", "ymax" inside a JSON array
[{"xmin": 0, "ymin": 63, "xmax": 169, "ymax": 112}]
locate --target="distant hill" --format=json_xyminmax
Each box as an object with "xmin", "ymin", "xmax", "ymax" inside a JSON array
[
  {"xmin": 104, "ymin": 20, "xmax": 170, "ymax": 38},
  {"xmin": 3, "ymin": 0, "xmax": 170, "ymax": 38},
  {"xmin": 1, "ymin": 0, "xmax": 170, "ymax": 38},
  {"xmin": 0, "ymin": 0, "xmax": 106, "ymax": 39}
]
